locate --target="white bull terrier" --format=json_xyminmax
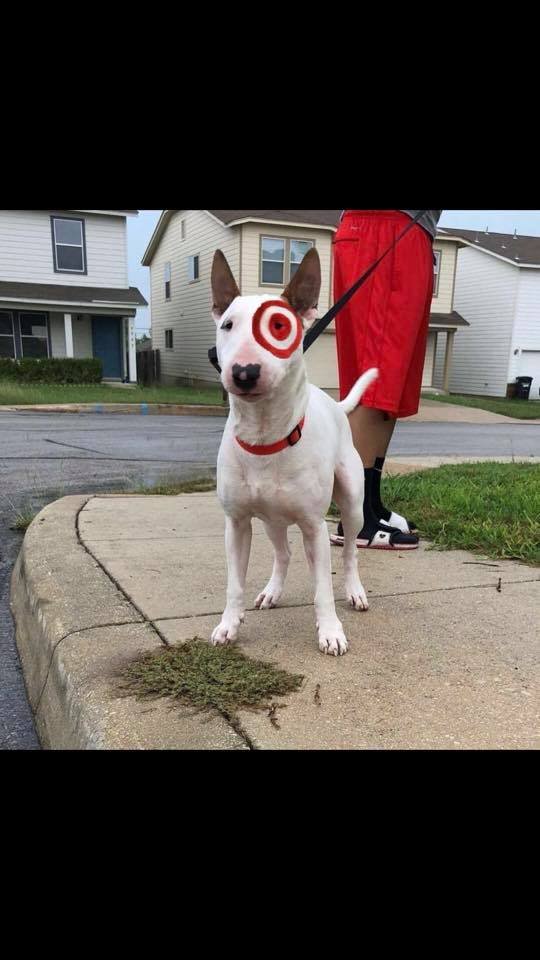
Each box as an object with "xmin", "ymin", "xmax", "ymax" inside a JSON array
[{"xmin": 210, "ymin": 248, "xmax": 378, "ymax": 656}]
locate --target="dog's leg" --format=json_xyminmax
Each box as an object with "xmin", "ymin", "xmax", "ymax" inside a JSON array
[
  {"xmin": 211, "ymin": 515, "xmax": 252, "ymax": 645},
  {"xmin": 334, "ymin": 463, "xmax": 369, "ymax": 612},
  {"xmin": 255, "ymin": 523, "xmax": 291, "ymax": 610},
  {"xmin": 301, "ymin": 519, "xmax": 348, "ymax": 656}
]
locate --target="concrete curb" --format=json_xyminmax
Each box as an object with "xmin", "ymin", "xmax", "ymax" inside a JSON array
[
  {"xmin": 9, "ymin": 496, "xmax": 246, "ymax": 749},
  {"xmin": 0, "ymin": 403, "xmax": 229, "ymax": 417}
]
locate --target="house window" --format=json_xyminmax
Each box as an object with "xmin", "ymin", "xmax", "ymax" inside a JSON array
[
  {"xmin": 188, "ymin": 255, "xmax": 200, "ymax": 282},
  {"xmin": 181, "ymin": 220, "xmax": 186, "ymax": 240},
  {"xmin": 19, "ymin": 313, "xmax": 49, "ymax": 358},
  {"xmin": 261, "ymin": 237, "xmax": 285, "ymax": 284},
  {"xmin": 290, "ymin": 239, "xmax": 314, "ymax": 278},
  {"xmin": 51, "ymin": 216, "xmax": 86, "ymax": 273},
  {"xmin": 260, "ymin": 236, "xmax": 314, "ymax": 285},
  {"xmin": 165, "ymin": 262, "xmax": 171, "ymax": 300},
  {"xmin": 433, "ymin": 249, "xmax": 442, "ymax": 297},
  {"xmin": 0, "ymin": 312, "xmax": 16, "ymax": 359},
  {"xmin": 165, "ymin": 329, "xmax": 173, "ymax": 349}
]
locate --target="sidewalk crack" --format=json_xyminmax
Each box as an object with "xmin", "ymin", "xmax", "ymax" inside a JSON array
[{"xmin": 73, "ymin": 499, "xmax": 253, "ymax": 749}]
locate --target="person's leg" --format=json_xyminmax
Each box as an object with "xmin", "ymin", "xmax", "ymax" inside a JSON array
[
  {"xmin": 332, "ymin": 404, "xmax": 417, "ymax": 548},
  {"xmin": 348, "ymin": 405, "xmax": 396, "ymax": 469},
  {"xmin": 331, "ymin": 212, "xmax": 426, "ymax": 549},
  {"xmin": 346, "ymin": 405, "xmax": 418, "ymax": 531}
]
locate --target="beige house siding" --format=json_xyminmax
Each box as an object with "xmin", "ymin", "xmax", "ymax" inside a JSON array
[
  {"xmin": 431, "ymin": 239, "xmax": 457, "ymax": 313},
  {"xmin": 422, "ymin": 331, "xmax": 436, "ymax": 387},
  {"xmin": 150, "ymin": 210, "xmax": 239, "ymax": 384},
  {"xmin": 304, "ymin": 333, "xmax": 339, "ymax": 391}
]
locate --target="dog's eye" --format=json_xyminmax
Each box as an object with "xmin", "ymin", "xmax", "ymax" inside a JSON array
[{"xmin": 221, "ymin": 320, "xmax": 233, "ymax": 331}]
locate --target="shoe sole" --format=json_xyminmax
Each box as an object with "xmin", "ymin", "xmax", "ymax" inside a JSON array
[{"xmin": 329, "ymin": 534, "xmax": 419, "ymax": 551}]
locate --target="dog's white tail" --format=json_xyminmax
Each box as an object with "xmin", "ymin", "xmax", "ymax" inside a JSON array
[{"xmin": 338, "ymin": 368, "xmax": 379, "ymax": 415}]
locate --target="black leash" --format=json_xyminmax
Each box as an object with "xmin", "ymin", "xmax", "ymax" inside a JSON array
[{"xmin": 208, "ymin": 210, "xmax": 428, "ymax": 373}]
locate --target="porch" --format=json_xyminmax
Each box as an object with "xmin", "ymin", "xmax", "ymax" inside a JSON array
[
  {"xmin": 0, "ymin": 280, "xmax": 147, "ymax": 383},
  {"xmin": 426, "ymin": 312, "xmax": 470, "ymax": 393},
  {"xmin": 0, "ymin": 308, "xmax": 137, "ymax": 382}
]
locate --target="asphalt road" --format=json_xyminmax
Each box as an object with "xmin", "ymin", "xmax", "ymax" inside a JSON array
[{"xmin": 1, "ymin": 410, "xmax": 539, "ymax": 750}]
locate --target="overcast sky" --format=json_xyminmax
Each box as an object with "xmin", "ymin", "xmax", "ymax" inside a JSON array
[{"xmin": 128, "ymin": 210, "xmax": 540, "ymax": 333}]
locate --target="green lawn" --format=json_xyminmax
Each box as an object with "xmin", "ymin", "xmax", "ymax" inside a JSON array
[
  {"xmin": 377, "ymin": 462, "xmax": 540, "ymax": 565},
  {"xmin": 140, "ymin": 464, "xmax": 540, "ymax": 567},
  {"xmin": 0, "ymin": 381, "xmax": 225, "ymax": 407},
  {"xmin": 15, "ymin": 465, "xmax": 540, "ymax": 565},
  {"xmin": 422, "ymin": 391, "xmax": 540, "ymax": 420}
]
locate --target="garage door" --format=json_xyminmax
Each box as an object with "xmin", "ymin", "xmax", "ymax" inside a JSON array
[{"xmin": 519, "ymin": 350, "xmax": 540, "ymax": 400}]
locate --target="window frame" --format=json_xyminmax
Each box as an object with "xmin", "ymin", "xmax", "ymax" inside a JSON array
[
  {"xmin": 51, "ymin": 215, "xmax": 87, "ymax": 275},
  {"xmin": 19, "ymin": 311, "xmax": 50, "ymax": 358},
  {"xmin": 164, "ymin": 262, "xmax": 172, "ymax": 300},
  {"xmin": 165, "ymin": 328, "xmax": 174, "ymax": 349},
  {"xmin": 433, "ymin": 248, "xmax": 442, "ymax": 297},
  {"xmin": 0, "ymin": 311, "xmax": 16, "ymax": 359},
  {"xmin": 188, "ymin": 254, "xmax": 200, "ymax": 283},
  {"xmin": 259, "ymin": 235, "xmax": 314, "ymax": 287}
]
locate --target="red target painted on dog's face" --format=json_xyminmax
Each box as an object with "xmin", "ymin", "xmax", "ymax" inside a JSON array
[{"xmin": 252, "ymin": 300, "xmax": 303, "ymax": 359}]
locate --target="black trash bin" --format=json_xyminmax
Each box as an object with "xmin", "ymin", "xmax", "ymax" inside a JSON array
[{"xmin": 515, "ymin": 376, "xmax": 533, "ymax": 400}]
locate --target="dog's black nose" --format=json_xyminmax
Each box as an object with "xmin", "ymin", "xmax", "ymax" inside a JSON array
[{"xmin": 232, "ymin": 363, "xmax": 261, "ymax": 392}]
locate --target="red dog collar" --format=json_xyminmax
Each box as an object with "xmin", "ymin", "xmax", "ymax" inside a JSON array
[{"xmin": 236, "ymin": 417, "xmax": 305, "ymax": 456}]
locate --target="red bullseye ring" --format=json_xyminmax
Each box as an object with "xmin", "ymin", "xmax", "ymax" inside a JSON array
[{"xmin": 252, "ymin": 300, "xmax": 302, "ymax": 358}]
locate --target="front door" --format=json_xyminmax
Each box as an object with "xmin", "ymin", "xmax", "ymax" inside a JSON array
[{"xmin": 91, "ymin": 316, "xmax": 123, "ymax": 379}]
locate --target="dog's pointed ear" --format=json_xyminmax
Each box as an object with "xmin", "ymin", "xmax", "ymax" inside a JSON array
[
  {"xmin": 282, "ymin": 247, "xmax": 321, "ymax": 328},
  {"xmin": 211, "ymin": 250, "xmax": 240, "ymax": 322}
]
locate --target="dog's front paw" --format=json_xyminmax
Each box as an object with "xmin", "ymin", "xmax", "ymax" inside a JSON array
[
  {"xmin": 317, "ymin": 620, "xmax": 349, "ymax": 657},
  {"xmin": 254, "ymin": 580, "xmax": 283, "ymax": 610},
  {"xmin": 345, "ymin": 578, "xmax": 369, "ymax": 611},
  {"xmin": 210, "ymin": 612, "xmax": 243, "ymax": 646}
]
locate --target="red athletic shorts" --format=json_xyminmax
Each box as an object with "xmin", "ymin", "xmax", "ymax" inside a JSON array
[{"xmin": 333, "ymin": 210, "xmax": 434, "ymax": 418}]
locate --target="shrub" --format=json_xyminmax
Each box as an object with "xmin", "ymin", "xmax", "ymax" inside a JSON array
[
  {"xmin": 0, "ymin": 357, "xmax": 102, "ymax": 384},
  {"xmin": 0, "ymin": 358, "xmax": 18, "ymax": 380}
]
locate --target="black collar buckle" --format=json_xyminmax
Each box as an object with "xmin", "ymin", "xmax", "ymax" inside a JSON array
[{"xmin": 286, "ymin": 423, "xmax": 303, "ymax": 446}]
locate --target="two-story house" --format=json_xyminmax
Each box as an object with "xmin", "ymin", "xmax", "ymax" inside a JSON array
[
  {"xmin": 0, "ymin": 210, "xmax": 147, "ymax": 382},
  {"xmin": 141, "ymin": 210, "xmax": 468, "ymax": 394},
  {"xmin": 432, "ymin": 227, "xmax": 540, "ymax": 399}
]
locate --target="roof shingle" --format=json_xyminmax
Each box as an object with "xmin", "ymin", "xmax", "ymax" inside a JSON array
[
  {"xmin": 0, "ymin": 280, "xmax": 147, "ymax": 307},
  {"xmin": 439, "ymin": 227, "xmax": 540, "ymax": 266}
]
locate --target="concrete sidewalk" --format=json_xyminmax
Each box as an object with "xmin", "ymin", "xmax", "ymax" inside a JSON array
[
  {"xmin": 410, "ymin": 398, "xmax": 537, "ymax": 424},
  {"xmin": 11, "ymin": 487, "xmax": 540, "ymax": 750}
]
